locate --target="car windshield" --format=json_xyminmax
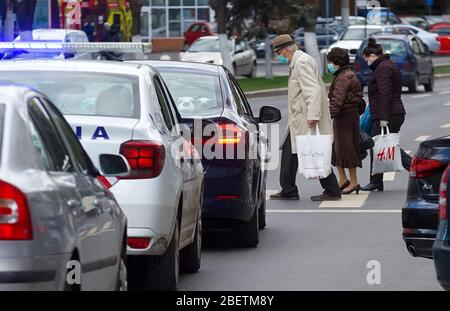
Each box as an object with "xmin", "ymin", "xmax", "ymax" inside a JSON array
[
  {"xmin": 0, "ymin": 71, "xmax": 140, "ymax": 118},
  {"xmin": 160, "ymin": 72, "xmax": 222, "ymax": 117},
  {"xmin": 361, "ymin": 39, "xmax": 407, "ymax": 56},
  {"xmin": 189, "ymin": 38, "xmax": 232, "ymax": 52},
  {"xmin": 341, "ymin": 28, "xmax": 382, "ymax": 40}
]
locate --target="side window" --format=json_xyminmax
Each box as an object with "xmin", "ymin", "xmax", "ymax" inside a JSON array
[
  {"xmin": 42, "ymin": 98, "xmax": 94, "ymax": 175},
  {"xmin": 28, "ymin": 119, "xmax": 55, "ymax": 171},
  {"xmin": 154, "ymin": 77, "xmax": 176, "ymax": 132},
  {"xmin": 228, "ymin": 73, "xmax": 253, "ymax": 117},
  {"xmin": 226, "ymin": 73, "xmax": 245, "ymax": 115},
  {"xmin": 411, "ymin": 39, "xmax": 421, "ymax": 54},
  {"xmin": 28, "ymin": 98, "xmax": 73, "ymax": 172}
]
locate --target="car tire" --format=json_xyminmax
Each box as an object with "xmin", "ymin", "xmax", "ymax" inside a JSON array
[
  {"xmin": 115, "ymin": 247, "xmax": 128, "ymax": 291},
  {"xmin": 180, "ymin": 209, "xmax": 202, "ymax": 273},
  {"xmin": 129, "ymin": 220, "xmax": 180, "ymax": 291},
  {"xmin": 233, "ymin": 206, "xmax": 259, "ymax": 247},
  {"xmin": 408, "ymin": 74, "xmax": 418, "ymax": 93},
  {"xmin": 424, "ymin": 73, "xmax": 434, "ymax": 92},
  {"xmin": 258, "ymin": 188, "xmax": 267, "ymax": 230}
]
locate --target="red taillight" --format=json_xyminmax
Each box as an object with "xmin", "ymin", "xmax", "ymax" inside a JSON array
[
  {"xmin": 127, "ymin": 237, "xmax": 151, "ymax": 249},
  {"xmin": 354, "ymin": 62, "xmax": 361, "ymax": 71},
  {"xmin": 439, "ymin": 166, "xmax": 449, "ymax": 220},
  {"xmin": 410, "ymin": 157, "xmax": 446, "ymax": 179},
  {"xmin": 404, "ymin": 61, "xmax": 414, "ymax": 71},
  {"xmin": 119, "ymin": 140, "xmax": 165, "ymax": 179},
  {"xmin": 0, "ymin": 180, "xmax": 32, "ymax": 240}
]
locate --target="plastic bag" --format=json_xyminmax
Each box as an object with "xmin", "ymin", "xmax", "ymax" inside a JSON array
[{"xmin": 372, "ymin": 127, "xmax": 404, "ymax": 175}]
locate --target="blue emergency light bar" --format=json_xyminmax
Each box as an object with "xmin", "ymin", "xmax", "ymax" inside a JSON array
[{"xmin": 0, "ymin": 42, "xmax": 152, "ymax": 54}]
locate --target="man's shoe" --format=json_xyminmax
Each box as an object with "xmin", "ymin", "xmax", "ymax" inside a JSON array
[
  {"xmin": 270, "ymin": 191, "xmax": 300, "ymax": 200},
  {"xmin": 310, "ymin": 193, "xmax": 341, "ymax": 202},
  {"xmin": 360, "ymin": 183, "xmax": 384, "ymax": 192}
]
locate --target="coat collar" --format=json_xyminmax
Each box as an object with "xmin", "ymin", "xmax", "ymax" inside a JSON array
[
  {"xmin": 369, "ymin": 54, "xmax": 390, "ymax": 71},
  {"xmin": 289, "ymin": 50, "xmax": 302, "ymax": 69}
]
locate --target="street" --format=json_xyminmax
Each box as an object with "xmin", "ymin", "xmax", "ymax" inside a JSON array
[{"xmin": 179, "ymin": 78, "xmax": 450, "ymax": 291}]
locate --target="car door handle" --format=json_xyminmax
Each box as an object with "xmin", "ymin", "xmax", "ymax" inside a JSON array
[{"xmin": 67, "ymin": 199, "xmax": 82, "ymax": 208}]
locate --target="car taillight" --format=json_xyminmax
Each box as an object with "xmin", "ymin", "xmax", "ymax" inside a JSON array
[
  {"xmin": 127, "ymin": 237, "xmax": 151, "ymax": 249},
  {"xmin": 404, "ymin": 61, "xmax": 414, "ymax": 71},
  {"xmin": 354, "ymin": 62, "xmax": 361, "ymax": 72},
  {"xmin": 0, "ymin": 180, "xmax": 32, "ymax": 240},
  {"xmin": 439, "ymin": 166, "xmax": 449, "ymax": 220},
  {"xmin": 119, "ymin": 140, "xmax": 165, "ymax": 179},
  {"xmin": 410, "ymin": 157, "xmax": 446, "ymax": 179}
]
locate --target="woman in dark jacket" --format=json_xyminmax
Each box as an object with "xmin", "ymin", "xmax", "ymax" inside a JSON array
[
  {"xmin": 361, "ymin": 38, "xmax": 410, "ymax": 192},
  {"xmin": 327, "ymin": 48, "xmax": 365, "ymax": 194}
]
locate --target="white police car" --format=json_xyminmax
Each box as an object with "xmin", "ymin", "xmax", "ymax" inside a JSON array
[{"xmin": 0, "ymin": 60, "xmax": 204, "ymax": 290}]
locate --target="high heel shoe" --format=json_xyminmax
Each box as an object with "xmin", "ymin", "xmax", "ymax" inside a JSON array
[
  {"xmin": 341, "ymin": 184, "xmax": 361, "ymax": 195},
  {"xmin": 339, "ymin": 180, "xmax": 350, "ymax": 191}
]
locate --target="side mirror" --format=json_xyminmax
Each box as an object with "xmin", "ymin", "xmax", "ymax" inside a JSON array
[
  {"xmin": 98, "ymin": 154, "xmax": 130, "ymax": 177},
  {"xmin": 258, "ymin": 106, "xmax": 281, "ymax": 123}
]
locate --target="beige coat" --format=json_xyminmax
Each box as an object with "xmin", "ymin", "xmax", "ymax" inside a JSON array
[{"xmin": 286, "ymin": 50, "xmax": 333, "ymax": 154}]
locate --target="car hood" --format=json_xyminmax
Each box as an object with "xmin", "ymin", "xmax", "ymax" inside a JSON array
[
  {"xmin": 328, "ymin": 40, "xmax": 363, "ymax": 51},
  {"xmin": 180, "ymin": 52, "xmax": 224, "ymax": 64}
]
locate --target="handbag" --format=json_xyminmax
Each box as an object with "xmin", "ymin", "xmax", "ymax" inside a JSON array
[
  {"xmin": 372, "ymin": 126, "xmax": 404, "ymax": 175},
  {"xmin": 360, "ymin": 104, "xmax": 372, "ymax": 135},
  {"xmin": 359, "ymin": 129, "xmax": 374, "ymax": 160},
  {"xmin": 296, "ymin": 124, "xmax": 333, "ymax": 180}
]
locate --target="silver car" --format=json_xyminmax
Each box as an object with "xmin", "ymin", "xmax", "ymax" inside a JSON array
[{"xmin": 0, "ymin": 85, "xmax": 129, "ymax": 290}]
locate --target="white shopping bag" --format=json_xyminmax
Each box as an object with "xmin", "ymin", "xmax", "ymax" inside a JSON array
[
  {"xmin": 296, "ymin": 124, "xmax": 332, "ymax": 180},
  {"xmin": 372, "ymin": 126, "xmax": 403, "ymax": 175}
]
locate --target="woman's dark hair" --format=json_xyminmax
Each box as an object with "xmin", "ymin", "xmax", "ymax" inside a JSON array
[
  {"xmin": 363, "ymin": 38, "xmax": 383, "ymax": 57},
  {"xmin": 327, "ymin": 47, "xmax": 350, "ymax": 67}
]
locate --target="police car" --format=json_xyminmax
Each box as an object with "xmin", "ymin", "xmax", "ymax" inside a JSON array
[{"xmin": 0, "ymin": 59, "xmax": 204, "ymax": 291}]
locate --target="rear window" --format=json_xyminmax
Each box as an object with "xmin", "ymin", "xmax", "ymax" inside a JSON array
[
  {"xmin": 360, "ymin": 39, "xmax": 407, "ymax": 56},
  {"xmin": 160, "ymin": 71, "xmax": 223, "ymax": 117},
  {"xmin": 342, "ymin": 28, "xmax": 382, "ymax": 40},
  {"xmin": 0, "ymin": 71, "xmax": 140, "ymax": 118}
]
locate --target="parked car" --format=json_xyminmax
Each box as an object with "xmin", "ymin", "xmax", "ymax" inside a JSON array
[
  {"xmin": 366, "ymin": 9, "xmax": 401, "ymax": 25},
  {"xmin": 399, "ymin": 16, "xmax": 431, "ymax": 29},
  {"xmin": 0, "ymin": 60, "xmax": 205, "ymax": 290},
  {"xmin": 385, "ymin": 24, "xmax": 440, "ymax": 53},
  {"xmin": 2, "ymin": 29, "xmax": 92, "ymax": 60},
  {"xmin": 134, "ymin": 60, "xmax": 281, "ymax": 247},
  {"xmin": 184, "ymin": 22, "xmax": 217, "ymax": 48},
  {"xmin": 422, "ymin": 15, "xmax": 448, "ymax": 26},
  {"xmin": 292, "ymin": 25, "xmax": 340, "ymax": 50},
  {"xmin": 328, "ymin": 25, "xmax": 386, "ymax": 63},
  {"xmin": 402, "ymin": 136, "xmax": 450, "ymax": 259},
  {"xmin": 354, "ymin": 33, "xmax": 434, "ymax": 93},
  {"xmin": 180, "ymin": 36, "xmax": 257, "ymax": 77},
  {"xmin": 429, "ymin": 23, "xmax": 450, "ymax": 54},
  {"xmin": 333, "ymin": 16, "xmax": 367, "ymax": 25},
  {"xmin": 0, "ymin": 84, "xmax": 128, "ymax": 290},
  {"xmin": 433, "ymin": 164, "xmax": 450, "ymax": 291}
]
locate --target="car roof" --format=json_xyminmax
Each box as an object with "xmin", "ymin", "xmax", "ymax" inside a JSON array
[
  {"xmin": 129, "ymin": 60, "xmax": 221, "ymax": 76},
  {"xmin": 0, "ymin": 60, "xmax": 148, "ymax": 75},
  {"xmin": 347, "ymin": 25, "xmax": 386, "ymax": 29},
  {"xmin": 370, "ymin": 33, "xmax": 412, "ymax": 41},
  {"xmin": 16, "ymin": 28, "xmax": 87, "ymax": 41},
  {"xmin": 196, "ymin": 36, "xmax": 219, "ymax": 40}
]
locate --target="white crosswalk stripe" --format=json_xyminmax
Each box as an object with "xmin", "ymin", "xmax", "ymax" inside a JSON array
[
  {"xmin": 439, "ymin": 91, "xmax": 450, "ymax": 95},
  {"xmin": 411, "ymin": 94, "xmax": 431, "ymax": 99},
  {"xmin": 440, "ymin": 123, "xmax": 450, "ymax": 129},
  {"xmin": 383, "ymin": 172, "xmax": 396, "ymax": 181},
  {"xmin": 319, "ymin": 192, "xmax": 369, "ymax": 208},
  {"xmin": 267, "ymin": 209, "xmax": 401, "ymax": 213},
  {"xmin": 445, "ymin": 103, "xmax": 450, "ymax": 106},
  {"xmin": 415, "ymin": 135, "xmax": 431, "ymax": 142}
]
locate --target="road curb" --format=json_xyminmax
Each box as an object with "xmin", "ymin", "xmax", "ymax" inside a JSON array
[{"xmin": 245, "ymin": 74, "xmax": 450, "ymax": 99}]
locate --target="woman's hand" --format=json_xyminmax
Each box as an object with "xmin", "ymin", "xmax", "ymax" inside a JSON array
[
  {"xmin": 307, "ymin": 120, "xmax": 318, "ymax": 128},
  {"xmin": 380, "ymin": 120, "xmax": 389, "ymax": 127}
]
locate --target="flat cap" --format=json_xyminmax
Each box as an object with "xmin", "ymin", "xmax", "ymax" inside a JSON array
[{"xmin": 272, "ymin": 34, "xmax": 295, "ymax": 53}]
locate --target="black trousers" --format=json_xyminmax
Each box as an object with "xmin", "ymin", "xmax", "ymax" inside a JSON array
[
  {"xmin": 280, "ymin": 133, "xmax": 341, "ymax": 196},
  {"xmin": 369, "ymin": 114, "xmax": 412, "ymax": 185}
]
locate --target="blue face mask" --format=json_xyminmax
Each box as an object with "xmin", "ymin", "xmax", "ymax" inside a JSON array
[
  {"xmin": 327, "ymin": 63, "xmax": 337, "ymax": 74},
  {"xmin": 278, "ymin": 55, "xmax": 289, "ymax": 64}
]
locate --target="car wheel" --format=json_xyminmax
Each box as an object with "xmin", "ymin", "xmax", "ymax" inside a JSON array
[
  {"xmin": 180, "ymin": 209, "xmax": 202, "ymax": 273},
  {"xmin": 258, "ymin": 190, "xmax": 267, "ymax": 230},
  {"xmin": 129, "ymin": 220, "xmax": 180, "ymax": 290},
  {"xmin": 233, "ymin": 206, "xmax": 259, "ymax": 247},
  {"xmin": 424, "ymin": 72, "xmax": 434, "ymax": 92},
  {"xmin": 246, "ymin": 62, "xmax": 257, "ymax": 78},
  {"xmin": 115, "ymin": 248, "xmax": 128, "ymax": 291},
  {"xmin": 408, "ymin": 74, "xmax": 418, "ymax": 93}
]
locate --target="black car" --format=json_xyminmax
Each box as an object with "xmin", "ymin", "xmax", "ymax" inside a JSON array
[
  {"xmin": 402, "ymin": 136, "xmax": 450, "ymax": 258},
  {"xmin": 132, "ymin": 60, "xmax": 281, "ymax": 247},
  {"xmin": 433, "ymin": 164, "xmax": 450, "ymax": 291}
]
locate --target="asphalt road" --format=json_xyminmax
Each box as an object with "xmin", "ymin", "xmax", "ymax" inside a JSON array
[{"xmin": 179, "ymin": 78, "xmax": 450, "ymax": 291}]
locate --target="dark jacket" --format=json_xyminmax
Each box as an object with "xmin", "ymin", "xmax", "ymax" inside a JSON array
[
  {"xmin": 368, "ymin": 55, "xmax": 406, "ymax": 121},
  {"xmin": 329, "ymin": 66, "xmax": 365, "ymax": 119}
]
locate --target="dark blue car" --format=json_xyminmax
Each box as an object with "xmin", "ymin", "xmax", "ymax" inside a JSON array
[
  {"xmin": 132, "ymin": 60, "xmax": 281, "ymax": 247},
  {"xmin": 402, "ymin": 136, "xmax": 450, "ymax": 259},
  {"xmin": 433, "ymin": 164, "xmax": 450, "ymax": 291},
  {"xmin": 354, "ymin": 33, "xmax": 435, "ymax": 93}
]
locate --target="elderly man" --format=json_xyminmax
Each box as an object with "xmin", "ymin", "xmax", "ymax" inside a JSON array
[{"xmin": 269, "ymin": 34, "xmax": 341, "ymax": 201}]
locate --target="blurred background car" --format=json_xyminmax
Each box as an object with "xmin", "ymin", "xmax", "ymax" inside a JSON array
[
  {"xmin": 180, "ymin": 36, "xmax": 257, "ymax": 77},
  {"xmin": 138, "ymin": 60, "xmax": 281, "ymax": 247},
  {"xmin": 385, "ymin": 24, "xmax": 441, "ymax": 53},
  {"xmin": 366, "ymin": 8, "xmax": 401, "ymax": 25},
  {"xmin": 429, "ymin": 23, "xmax": 450, "ymax": 54},
  {"xmin": 328, "ymin": 25, "xmax": 386, "ymax": 63},
  {"xmin": 422, "ymin": 15, "xmax": 449, "ymax": 26},
  {"xmin": 402, "ymin": 136, "xmax": 450, "ymax": 259},
  {"xmin": 399, "ymin": 16, "xmax": 431, "ymax": 29},
  {"xmin": 2, "ymin": 29, "xmax": 92, "ymax": 60},
  {"xmin": 183, "ymin": 22, "xmax": 217, "ymax": 49},
  {"xmin": 293, "ymin": 25, "xmax": 341, "ymax": 51},
  {"xmin": 0, "ymin": 85, "xmax": 128, "ymax": 290},
  {"xmin": 354, "ymin": 33, "xmax": 434, "ymax": 93},
  {"xmin": 433, "ymin": 164, "xmax": 450, "ymax": 291}
]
